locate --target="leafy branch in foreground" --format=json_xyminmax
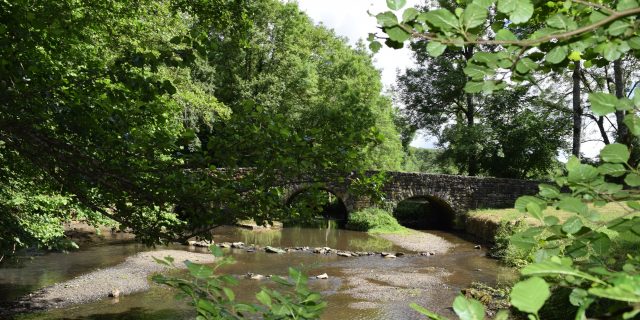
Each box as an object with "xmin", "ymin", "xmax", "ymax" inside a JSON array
[
  {"xmin": 409, "ymin": 90, "xmax": 640, "ymax": 319},
  {"xmin": 372, "ymin": 0, "xmax": 640, "ymax": 94},
  {"xmin": 152, "ymin": 246, "xmax": 326, "ymax": 320}
]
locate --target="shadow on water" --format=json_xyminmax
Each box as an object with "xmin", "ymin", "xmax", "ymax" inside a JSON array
[{"xmin": 20, "ymin": 308, "xmax": 191, "ymax": 320}]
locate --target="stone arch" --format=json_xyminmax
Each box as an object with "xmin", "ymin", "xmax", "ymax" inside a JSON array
[
  {"xmin": 283, "ymin": 185, "xmax": 349, "ymax": 221},
  {"xmin": 392, "ymin": 194, "xmax": 457, "ymax": 229}
]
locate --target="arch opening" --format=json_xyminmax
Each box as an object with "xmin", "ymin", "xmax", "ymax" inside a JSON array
[
  {"xmin": 393, "ymin": 195, "xmax": 455, "ymax": 230},
  {"xmin": 285, "ymin": 187, "xmax": 348, "ymax": 227}
]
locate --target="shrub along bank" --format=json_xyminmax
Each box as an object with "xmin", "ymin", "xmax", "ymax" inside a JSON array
[{"xmin": 345, "ymin": 208, "xmax": 412, "ymax": 234}]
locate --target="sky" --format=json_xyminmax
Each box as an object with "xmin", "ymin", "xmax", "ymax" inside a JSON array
[{"xmin": 296, "ymin": 0, "xmax": 434, "ymax": 148}]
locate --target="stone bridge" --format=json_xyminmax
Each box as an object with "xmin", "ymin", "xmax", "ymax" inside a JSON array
[{"xmin": 283, "ymin": 171, "xmax": 540, "ymax": 228}]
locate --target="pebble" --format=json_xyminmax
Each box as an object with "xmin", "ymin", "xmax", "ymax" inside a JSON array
[
  {"xmin": 474, "ymin": 245, "xmax": 481, "ymax": 249},
  {"xmin": 315, "ymin": 273, "xmax": 329, "ymax": 279},
  {"xmin": 337, "ymin": 252, "xmax": 352, "ymax": 257}
]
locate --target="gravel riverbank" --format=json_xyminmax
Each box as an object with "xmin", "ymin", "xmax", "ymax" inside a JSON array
[
  {"xmin": 378, "ymin": 230, "xmax": 454, "ymax": 254},
  {"xmin": 8, "ymin": 250, "xmax": 215, "ymax": 314}
]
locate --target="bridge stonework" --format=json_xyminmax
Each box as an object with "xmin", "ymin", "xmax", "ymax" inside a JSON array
[{"xmin": 284, "ymin": 171, "xmax": 540, "ymax": 228}]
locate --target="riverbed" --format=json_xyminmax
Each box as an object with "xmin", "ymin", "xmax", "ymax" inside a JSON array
[{"xmin": 0, "ymin": 227, "xmax": 514, "ymax": 319}]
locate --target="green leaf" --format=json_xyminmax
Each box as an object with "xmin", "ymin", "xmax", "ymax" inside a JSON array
[
  {"xmin": 511, "ymin": 227, "xmax": 543, "ymax": 251},
  {"xmin": 256, "ymin": 290, "xmax": 272, "ymax": 307},
  {"xmin": 562, "ymin": 216, "xmax": 583, "ymax": 234},
  {"xmin": 223, "ymin": 287, "xmax": 235, "ymax": 301},
  {"xmin": 510, "ymin": 277, "xmax": 550, "ymax": 314},
  {"xmin": 427, "ymin": 41, "xmax": 447, "ymax": 57},
  {"xmin": 387, "ymin": 26, "xmax": 411, "ymax": 42},
  {"xmin": 464, "ymin": 81, "xmax": 484, "ymax": 93},
  {"xmin": 617, "ymin": 0, "xmax": 639, "ymax": 11},
  {"xmin": 462, "ymin": 3, "xmax": 487, "ymax": 29},
  {"xmin": 545, "ymin": 46, "xmax": 568, "ymax": 64},
  {"xmin": 544, "ymin": 215, "xmax": 560, "ymax": 226},
  {"xmin": 603, "ymin": 42, "xmax": 622, "ymax": 61},
  {"xmin": 509, "ymin": 0, "xmax": 534, "ymax": 24},
  {"xmin": 494, "ymin": 311, "xmax": 509, "ymax": 320},
  {"xmin": 546, "ymin": 14, "xmax": 576, "ymax": 30},
  {"xmin": 369, "ymin": 41, "xmax": 383, "ymax": 53},
  {"xmin": 422, "ymin": 9, "xmax": 460, "ymax": 31},
  {"xmin": 185, "ymin": 261, "xmax": 213, "ymax": 279},
  {"xmin": 522, "ymin": 260, "xmax": 605, "ymax": 283},
  {"xmin": 598, "ymin": 163, "xmax": 627, "ymax": 177},
  {"xmin": 497, "ymin": 0, "xmax": 517, "ymax": 14},
  {"xmin": 600, "ymin": 143, "xmax": 630, "ymax": 163},
  {"xmin": 464, "ymin": 64, "xmax": 495, "ymax": 80},
  {"xmin": 624, "ymin": 114, "xmax": 640, "ymax": 135},
  {"xmin": 608, "ymin": 21, "xmax": 631, "ymax": 36},
  {"xmin": 409, "ymin": 303, "xmax": 451, "ymax": 320},
  {"xmin": 589, "ymin": 286, "xmax": 640, "ymax": 303},
  {"xmin": 387, "ymin": 0, "xmax": 407, "ymax": 10},
  {"xmin": 526, "ymin": 202, "xmax": 544, "ymax": 221},
  {"xmin": 516, "ymin": 58, "xmax": 538, "ymax": 73},
  {"xmin": 495, "ymin": 29, "xmax": 517, "ymax": 41},
  {"xmin": 557, "ymin": 197, "xmax": 588, "ymax": 215},
  {"xmin": 539, "ymin": 184, "xmax": 560, "ymax": 198},
  {"xmin": 402, "ymin": 7, "xmax": 420, "ymax": 22},
  {"xmin": 452, "ymin": 295, "xmax": 485, "ymax": 320},
  {"xmin": 210, "ymin": 245, "xmax": 224, "ymax": 257},
  {"xmin": 633, "ymin": 89, "xmax": 640, "ymax": 107},
  {"xmin": 569, "ymin": 288, "xmax": 589, "ymax": 306},
  {"xmin": 377, "ymin": 12, "xmax": 398, "ymax": 27},
  {"xmin": 629, "ymin": 37, "xmax": 640, "ymax": 49},
  {"xmin": 568, "ymin": 50, "xmax": 582, "ymax": 61},
  {"xmin": 589, "ymin": 92, "xmax": 618, "ymax": 116},
  {"xmin": 625, "ymin": 173, "xmax": 640, "ymax": 187},
  {"xmin": 567, "ymin": 164, "xmax": 598, "ymax": 183},
  {"xmin": 516, "ymin": 195, "xmax": 547, "ymax": 212}
]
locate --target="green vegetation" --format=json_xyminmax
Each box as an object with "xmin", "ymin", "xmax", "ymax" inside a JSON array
[
  {"xmin": 153, "ymin": 246, "xmax": 325, "ymax": 319},
  {"xmin": 346, "ymin": 208, "xmax": 411, "ymax": 234},
  {"xmin": 375, "ymin": 0, "xmax": 640, "ymax": 318},
  {"xmin": 470, "ymin": 202, "xmax": 633, "ymax": 226},
  {"xmin": 0, "ymin": 0, "xmax": 408, "ymax": 258}
]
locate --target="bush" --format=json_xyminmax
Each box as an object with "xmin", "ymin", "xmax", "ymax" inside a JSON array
[
  {"xmin": 489, "ymin": 220, "xmax": 532, "ymax": 267},
  {"xmin": 346, "ymin": 207, "xmax": 405, "ymax": 233}
]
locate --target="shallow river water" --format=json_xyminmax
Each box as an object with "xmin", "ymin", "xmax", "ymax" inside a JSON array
[{"xmin": 0, "ymin": 227, "xmax": 514, "ymax": 319}]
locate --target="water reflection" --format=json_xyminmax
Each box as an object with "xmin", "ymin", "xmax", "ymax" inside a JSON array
[{"xmin": 3, "ymin": 228, "xmax": 513, "ymax": 320}]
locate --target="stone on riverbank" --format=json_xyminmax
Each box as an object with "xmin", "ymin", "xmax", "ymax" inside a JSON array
[
  {"xmin": 315, "ymin": 273, "xmax": 329, "ymax": 279},
  {"xmin": 265, "ymin": 246, "xmax": 286, "ymax": 254},
  {"xmin": 10, "ymin": 250, "xmax": 216, "ymax": 313}
]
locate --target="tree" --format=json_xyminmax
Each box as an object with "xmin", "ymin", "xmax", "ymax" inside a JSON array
[
  {"xmin": 0, "ymin": 0, "xmax": 407, "ymax": 258},
  {"xmin": 397, "ymin": 43, "xmax": 569, "ymax": 178}
]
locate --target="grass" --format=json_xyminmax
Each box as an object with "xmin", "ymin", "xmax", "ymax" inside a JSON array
[
  {"xmin": 346, "ymin": 207, "xmax": 414, "ymax": 235},
  {"xmin": 469, "ymin": 201, "xmax": 634, "ymax": 225}
]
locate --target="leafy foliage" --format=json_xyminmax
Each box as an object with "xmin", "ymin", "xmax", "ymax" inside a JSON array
[
  {"xmin": 0, "ymin": 0, "xmax": 407, "ymax": 257},
  {"xmin": 346, "ymin": 207, "xmax": 406, "ymax": 233},
  {"xmin": 153, "ymin": 246, "xmax": 326, "ymax": 319},
  {"xmin": 372, "ymin": 0, "xmax": 640, "ymax": 318}
]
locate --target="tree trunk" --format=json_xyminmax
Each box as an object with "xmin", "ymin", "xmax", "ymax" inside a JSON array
[
  {"xmin": 572, "ymin": 61, "xmax": 582, "ymax": 157},
  {"xmin": 614, "ymin": 59, "xmax": 628, "ymax": 145},
  {"xmin": 464, "ymin": 46, "xmax": 478, "ymax": 176}
]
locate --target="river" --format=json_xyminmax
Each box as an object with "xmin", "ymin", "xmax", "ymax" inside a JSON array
[{"xmin": 0, "ymin": 227, "xmax": 514, "ymax": 319}]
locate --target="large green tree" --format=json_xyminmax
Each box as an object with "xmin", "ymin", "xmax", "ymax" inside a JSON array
[{"xmin": 0, "ymin": 0, "xmax": 404, "ymax": 258}]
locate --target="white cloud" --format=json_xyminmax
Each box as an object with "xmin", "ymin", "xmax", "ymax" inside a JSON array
[{"xmin": 295, "ymin": 0, "xmax": 420, "ymax": 90}]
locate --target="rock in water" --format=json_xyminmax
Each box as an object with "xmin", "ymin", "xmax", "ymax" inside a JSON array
[
  {"xmin": 108, "ymin": 289, "xmax": 120, "ymax": 298},
  {"xmin": 265, "ymin": 246, "xmax": 286, "ymax": 254},
  {"xmin": 337, "ymin": 251, "xmax": 352, "ymax": 257},
  {"xmin": 383, "ymin": 254, "xmax": 397, "ymax": 259},
  {"xmin": 315, "ymin": 273, "xmax": 329, "ymax": 279},
  {"xmin": 245, "ymin": 273, "xmax": 265, "ymax": 280}
]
